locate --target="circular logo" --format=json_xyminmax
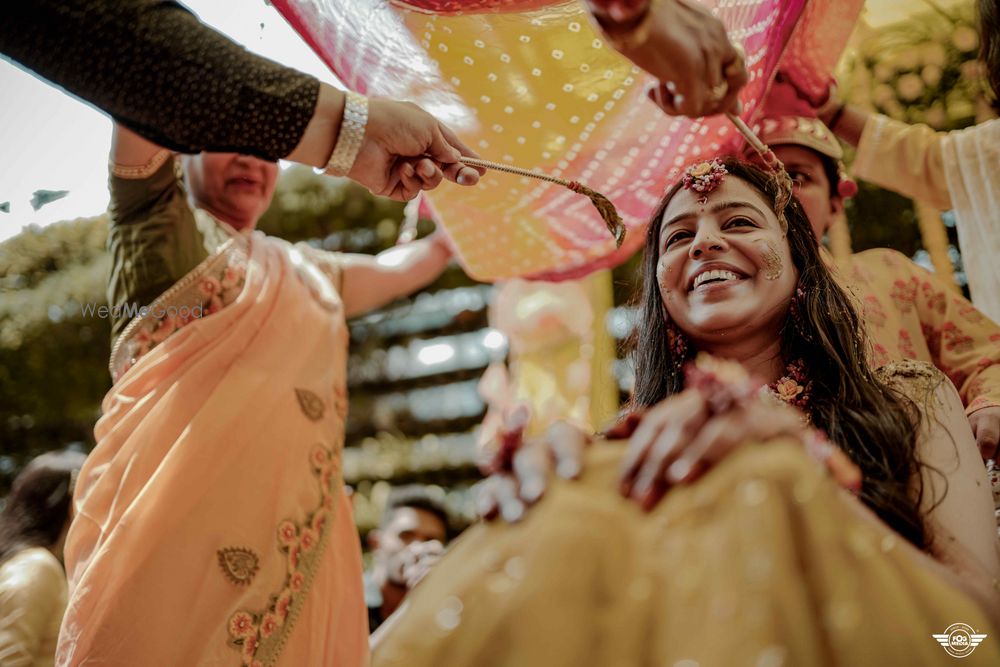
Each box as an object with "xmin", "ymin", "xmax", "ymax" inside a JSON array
[{"xmin": 938, "ymin": 623, "xmax": 980, "ymax": 658}]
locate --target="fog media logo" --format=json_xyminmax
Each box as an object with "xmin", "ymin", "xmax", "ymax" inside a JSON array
[{"xmin": 932, "ymin": 622, "xmax": 988, "ymax": 658}]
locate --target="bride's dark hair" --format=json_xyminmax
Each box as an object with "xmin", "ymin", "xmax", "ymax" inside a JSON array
[{"xmin": 628, "ymin": 158, "xmax": 928, "ymax": 548}]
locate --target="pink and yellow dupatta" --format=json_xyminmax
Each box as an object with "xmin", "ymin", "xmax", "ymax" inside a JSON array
[{"xmin": 57, "ymin": 233, "xmax": 368, "ymax": 666}]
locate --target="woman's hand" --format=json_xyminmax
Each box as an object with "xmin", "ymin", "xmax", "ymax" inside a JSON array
[
  {"xmin": 350, "ymin": 99, "xmax": 485, "ymax": 201},
  {"xmin": 585, "ymin": 0, "xmax": 747, "ymax": 117},
  {"xmin": 477, "ymin": 416, "xmax": 591, "ymax": 523},
  {"xmin": 388, "ymin": 540, "xmax": 446, "ymax": 591},
  {"xmin": 969, "ymin": 405, "xmax": 1000, "ymax": 461},
  {"xmin": 618, "ymin": 390, "xmax": 860, "ymax": 510}
]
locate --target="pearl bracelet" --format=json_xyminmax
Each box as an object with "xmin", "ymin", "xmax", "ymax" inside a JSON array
[{"xmin": 319, "ymin": 91, "xmax": 369, "ymax": 177}]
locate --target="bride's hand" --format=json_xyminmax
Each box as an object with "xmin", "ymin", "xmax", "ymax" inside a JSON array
[
  {"xmin": 477, "ymin": 418, "xmax": 591, "ymax": 523},
  {"xmin": 619, "ymin": 391, "xmax": 859, "ymax": 511}
]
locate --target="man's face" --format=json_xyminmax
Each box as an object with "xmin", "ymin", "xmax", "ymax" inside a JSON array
[
  {"xmin": 181, "ymin": 152, "xmax": 278, "ymax": 230},
  {"xmin": 770, "ymin": 144, "xmax": 843, "ymax": 242},
  {"xmin": 374, "ymin": 506, "xmax": 448, "ymax": 560}
]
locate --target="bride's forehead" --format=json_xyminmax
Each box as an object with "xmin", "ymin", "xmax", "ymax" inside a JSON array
[{"xmin": 662, "ymin": 178, "xmax": 769, "ymax": 219}]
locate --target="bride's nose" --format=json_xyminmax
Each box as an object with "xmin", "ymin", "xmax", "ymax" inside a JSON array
[{"xmin": 689, "ymin": 228, "xmax": 727, "ymax": 259}]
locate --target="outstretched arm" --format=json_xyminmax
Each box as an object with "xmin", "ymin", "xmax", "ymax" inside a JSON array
[
  {"xmin": 339, "ymin": 232, "xmax": 453, "ymax": 319},
  {"xmin": 3, "ymin": 1, "xmax": 481, "ymax": 201},
  {"xmin": 824, "ymin": 105, "xmax": 953, "ymax": 211}
]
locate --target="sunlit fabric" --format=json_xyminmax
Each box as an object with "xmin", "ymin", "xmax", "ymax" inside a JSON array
[{"xmin": 274, "ymin": 0, "xmax": 861, "ymax": 281}]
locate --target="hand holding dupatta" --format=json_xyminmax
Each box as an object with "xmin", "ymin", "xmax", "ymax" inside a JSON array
[{"xmin": 584, "ymin": 0, "xmax": 747, "ymax": 117}]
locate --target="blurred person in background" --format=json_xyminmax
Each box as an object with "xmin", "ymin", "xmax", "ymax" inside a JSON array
[
  {"xmin": 366, "ymin": 486, "xmax": 451, "ymax": 634},
  {"xmin": 0, "ymin": 450, "xmax": 86, "ymax": 667}
]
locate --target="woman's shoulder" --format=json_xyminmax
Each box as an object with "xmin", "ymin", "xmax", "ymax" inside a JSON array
[
  {"xmin": 0, "ymin": 548, "xmax": 65, "ymax": 601},
  {"xmin": 0, "ymin": 547, "xmax": 63, "ymax": 580}
]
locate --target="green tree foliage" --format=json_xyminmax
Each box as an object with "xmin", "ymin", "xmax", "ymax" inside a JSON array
[
  {"xmin": 839, "ymin": 1, "xmax": 991, "ymax": 269},
  {"xmin": 0, "ymin": 169, "xmax": 430, "ymax": 494}
]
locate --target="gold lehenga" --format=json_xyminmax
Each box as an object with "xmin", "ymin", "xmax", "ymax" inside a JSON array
[{"xmin": 373, "ymin": 438, "xmax": 999, "ymax": 666}]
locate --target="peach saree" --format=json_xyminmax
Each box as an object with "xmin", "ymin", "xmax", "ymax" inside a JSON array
[{"xmin": 57, "ymin": 232, "xmax": 368, "ymax": 666}]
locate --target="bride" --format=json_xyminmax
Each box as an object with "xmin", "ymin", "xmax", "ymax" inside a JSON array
[{"xmin": 372, "ymin": 159, "xmax": 1000, "ymax": 666}]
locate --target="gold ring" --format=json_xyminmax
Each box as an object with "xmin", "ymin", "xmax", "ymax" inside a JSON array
[{"xmin": 709, "ymin": 82, "xmax": 729, "ymax": 102}]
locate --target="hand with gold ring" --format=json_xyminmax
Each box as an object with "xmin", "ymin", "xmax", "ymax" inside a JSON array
[
  {"xmin": 709, "ymin": 81, "xmax": 728, "ymax": 104},
  {"xmin": 585, "ymin": 0, "xmax": 747, "ymax": 118}
]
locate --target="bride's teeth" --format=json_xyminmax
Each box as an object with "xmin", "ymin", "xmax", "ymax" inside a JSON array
[{"xmin": 694, "ymin": 269, "xmax": 740, "ymax": 288}]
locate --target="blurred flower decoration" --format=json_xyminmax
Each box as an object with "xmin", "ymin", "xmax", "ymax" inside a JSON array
[{"xmin": 838, "ymin": 2, "xmax": 991, "ymax": 130}]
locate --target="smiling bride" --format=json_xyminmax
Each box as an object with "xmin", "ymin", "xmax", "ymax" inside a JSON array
[{"xmin": 371, "ymin": 159, "xmax": 1000, "ymax": 667}]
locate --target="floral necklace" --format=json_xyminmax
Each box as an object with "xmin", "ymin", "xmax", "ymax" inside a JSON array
[{"xmin": 768, "ymin": 358, "xmax": 811, "ymax": 411}]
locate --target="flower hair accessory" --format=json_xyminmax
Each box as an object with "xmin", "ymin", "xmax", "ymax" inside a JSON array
[{"xmin": 682, "ymin": 159, "xmax": 728, "ymax": 194}]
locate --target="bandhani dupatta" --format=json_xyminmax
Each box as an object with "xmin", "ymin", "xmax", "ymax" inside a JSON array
[
  {"xmin": 57, "ymin": 233, "xmax": 368, "ymax": 666},
  {"xmin": 273, "ymin": 0, "xmax": 862, "ymax": 281}
]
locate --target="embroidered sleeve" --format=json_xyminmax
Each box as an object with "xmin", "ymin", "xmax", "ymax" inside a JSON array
[
  {"xmin": 875, "ymin": 359, "xmax": 947, "ymax": 415},
  {"xmin": 106, "ymin": 153, "xmax": 208, "ymax": 345},
  {"xmin": 110, "ymin": 149, "xmax": 174, "ymax": 180}
]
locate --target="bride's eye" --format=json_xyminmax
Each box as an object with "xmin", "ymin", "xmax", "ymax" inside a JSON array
[
  {"xmin": 724, "ymin": 216, "xmax": 756, "ymax": 229},
  {"xmin": 663, "ymin": 230, "xmax": 693, "ymax": 248}
]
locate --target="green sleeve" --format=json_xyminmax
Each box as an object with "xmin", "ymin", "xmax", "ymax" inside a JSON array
[{"xmin": 106, "ymin": 157, "xmax": 208, "ymax": 344}]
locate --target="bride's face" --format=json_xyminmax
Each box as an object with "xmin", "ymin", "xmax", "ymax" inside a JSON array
[{"xmin": 655, "ymin": 177, "xmax": 798, "ymax": 343}]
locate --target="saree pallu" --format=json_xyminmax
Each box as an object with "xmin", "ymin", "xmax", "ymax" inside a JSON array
[
  {"xmin": 57, "ymin": 233, "xmax": 368, "ymax": 666},
  {"xmin": 374, "ymin": 441, "xmax": 999, "ymax": 666}
]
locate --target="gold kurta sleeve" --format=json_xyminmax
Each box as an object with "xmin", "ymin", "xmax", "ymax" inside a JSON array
[{"xmin": 852, "ymin": 114, "xmax": 953, "ymax": 212}]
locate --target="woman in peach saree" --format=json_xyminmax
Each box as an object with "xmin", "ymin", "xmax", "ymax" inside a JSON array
[
  {"xmin": 372, "ymin": 160, "xmax": 1000, "ymax": 666},
  {"xmin": 57, "ymin": 231, "xmax": 369, "ymax": 666}
]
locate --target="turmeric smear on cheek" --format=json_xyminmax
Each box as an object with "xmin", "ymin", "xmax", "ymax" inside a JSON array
[{"xmin": 761, "ymin": 242, "xmax": 783, "ymax": 280}]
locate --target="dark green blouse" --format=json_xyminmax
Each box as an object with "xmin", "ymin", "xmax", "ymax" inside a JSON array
[{"xmin": 106, "ymin": 156, "xmax": 215, "ymax": 343}]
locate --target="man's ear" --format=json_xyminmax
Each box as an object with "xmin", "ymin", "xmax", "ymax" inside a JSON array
[
  {"xmin": 829, "ymin": 194, "xmax": 845, "ymax": 219},
  {"xmin": 367, "ymin": 529, "xmax": 382, "ymax": 551}
]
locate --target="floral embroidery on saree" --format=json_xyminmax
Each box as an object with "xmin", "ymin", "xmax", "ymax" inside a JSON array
[
  {"xmin": 218, "ymin": 547, "xmax": 261, "ymax": 586},
  {"xmin": 225, "ymin": 435, "xmax": 341, "ymax": 666},
  {"xmin": 295, "ymin": 388, "xmax": 326, "ymax": 422},
  {"xmin": 109, "ymin": 235, "xmax": 249, "ymax": 382}
]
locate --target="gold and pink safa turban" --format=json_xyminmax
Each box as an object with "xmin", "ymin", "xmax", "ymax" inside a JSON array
[{"xmin": 273, "ymin": 0, "xmax": 861, "ymax": 281}]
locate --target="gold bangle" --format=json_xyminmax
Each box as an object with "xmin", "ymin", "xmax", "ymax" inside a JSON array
[{"xmin": 319, "ymin": 91, "xmax": 368, "ymax": 177}]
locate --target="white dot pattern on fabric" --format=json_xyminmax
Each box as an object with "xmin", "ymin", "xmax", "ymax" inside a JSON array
[{"xmin": 276, "ymin": 0, "xmax": 857, "ymax": 279}]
